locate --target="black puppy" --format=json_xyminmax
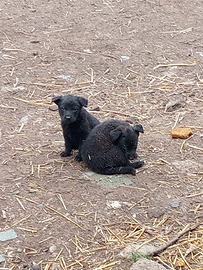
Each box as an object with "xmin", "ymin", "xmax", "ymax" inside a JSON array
[
  {"xmin": 52, "ymin": 94, "xmax": 100, "ymax": 161},
  {"xmin": 81, "ymin": 119, "xmax": 144, "ymax": 175}
]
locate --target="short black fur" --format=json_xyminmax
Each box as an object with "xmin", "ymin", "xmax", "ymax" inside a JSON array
[
  {"xmin": 52, "ymin": 94, "xmax": 100, "ymax": 161},
  {"xmin": 81, "ymin": 119, "xmax": 144, "ymax": 175}
]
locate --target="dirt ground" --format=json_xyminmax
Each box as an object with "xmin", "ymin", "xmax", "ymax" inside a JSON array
[{"xmin": 0, "ymin": 0, "xmax": 203, "ymax": 269}]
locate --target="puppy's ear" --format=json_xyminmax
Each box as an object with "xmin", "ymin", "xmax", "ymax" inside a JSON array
[
  {"xmin": 110, "ymin": 128, "xmax": 122, "ymax": 142},
  {"xmin": 78, "ymin": 97, "xmax": 88, "ymax": 107},
  {"xmin": 133, "ymin": 124, "xmax": 144, "ymax": 134},
  {"xmin": 52, "ymin": 96, "xmax": 62, "ymax": 106}
]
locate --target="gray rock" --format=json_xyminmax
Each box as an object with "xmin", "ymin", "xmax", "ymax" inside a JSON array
[
  {"xmin": 84, "ymin": 171, "xmax": 133, "ymax": 188},
  {"xmin": 130, "ymin": 258, "xmax": 167, "ymax": 270},
  {"xmin": 16, "ymin": 248, "xmax": 23, "ymax": 253},
  {"xmin": 119, "ymin": 244, "xmax": 157, "ymax": 259},
  {"xmin": 0, "ymin": 229, "xmax": 18, "ymax": 242},
  {"xmin": 32, "ymin": 264, "xmax": 40, "ymax": 270},
  {"xmin": 49, "ymin": 245, "xmax": 57, "ymax": 253},
  {"xmin": 171, "ymin": 201, "xmax": 180, "ymax": 208},
  {"xmin": 0, "ymin": 254, "xmax": 6, "ymax": 263}
]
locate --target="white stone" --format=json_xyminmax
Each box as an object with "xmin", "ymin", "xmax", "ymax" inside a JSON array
[
  {"xmin": 119, "ymin": 244, "xmax": 157, "ymax": 259},
  {"xmin": 130, "ymin": 258, "xmax": 167, "ymax": 270}
]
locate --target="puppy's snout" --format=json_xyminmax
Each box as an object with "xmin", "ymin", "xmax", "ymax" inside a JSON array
[
  {"xmin": 65, "ymin": 115, "xmax": 71, "ymax": 119},
  {"xmin": 127, "ymin": 152, "xmax": 137, "ymax": 160}
]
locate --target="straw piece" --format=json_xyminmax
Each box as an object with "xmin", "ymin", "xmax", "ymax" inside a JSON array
[
  {"xmin": 15, "ymin": 195, "xmax": 39, "ymax": 205},
  {"xmin": 46, "ymin": 205, "xmax": 83, "ymax": 229},
  {"xmin": 154, "ymin": 62, "xmax": 196, "ymax": 69}
]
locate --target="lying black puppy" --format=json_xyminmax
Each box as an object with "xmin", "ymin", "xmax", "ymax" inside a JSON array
[
  {"xmin": 52, "ymin": 94, "xmax": 100, "ymax": 161},
  {"xmin": 81, "ymin": 119, "xmax": 144, "ymax": 175}
]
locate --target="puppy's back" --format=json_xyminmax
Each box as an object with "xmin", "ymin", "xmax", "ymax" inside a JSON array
[{"xmin": 81, "ymin": 119, "xmax": 129, "ymax": 166}]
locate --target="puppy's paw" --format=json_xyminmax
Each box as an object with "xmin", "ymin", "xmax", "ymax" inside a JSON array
[
  {"xmin": 132, "ymin": 161, "xmax": 144, "ymax": 169},
  {"xmin": 60, "ymin": 150, "xmax": 71, "ymax": 157},
  {"xmin": 131, "ymin": 168, "xmax": 136, "ymax": 175},
  {"xmin": 75, "ymin": 154, "xmax": 82, "ymax": 162}
]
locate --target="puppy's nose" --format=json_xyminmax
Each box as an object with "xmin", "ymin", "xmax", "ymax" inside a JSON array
[
  {"xmin": 65, "ymin": 116, "xmax": 71, "ymax": 119},
  {"xmin": 128, "ymin": 152, "xmax": 137, "ymax": 160}
]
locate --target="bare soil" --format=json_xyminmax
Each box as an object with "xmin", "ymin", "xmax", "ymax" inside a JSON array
[{"xmin": 0, "ymin": 0, "xmax": 203, "ymax": 269}]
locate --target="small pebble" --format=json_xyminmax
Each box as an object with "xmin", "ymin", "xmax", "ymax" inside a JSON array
[
  {"xmin": 36, "ymin": 204, "xmax": 45, "ymax": 209},
  {"xmin": 49, "ymin": 245, "xmax": 57, "ymax": 253},
  {"xmin": 32, "ymin": 264, "xmax": 40, "ymax": 270},
  {"xmin": 121, "ymin": 55, "xmax": 130, "ymax": 61},
  {"xmin": 16, "ymin": 248, "xmax": 23, "ymax": 253},
  {"xmin": 0, "ymin": 254, "xmax": 6, "ymax": 263},
  {"xmin": 171, "ymin": 201, "xmax": 180, "ymax": 208}
]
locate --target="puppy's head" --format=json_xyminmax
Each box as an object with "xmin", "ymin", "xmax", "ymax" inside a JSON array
[
  {"xmin": 110, "ymin": 124, "xmax": 144, "ymax": 160},
  {"xmin": 52, "ymin": 95, "xmax": 88, "ymax": 124}
]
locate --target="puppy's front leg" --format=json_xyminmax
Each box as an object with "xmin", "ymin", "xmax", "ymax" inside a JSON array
[
  {"xmin": 61, "ymin": 144, "xmax": 72, "ymax": 157},
  {"xmin": 61, "ymin": 131, "xmax": 72, "ymax": 157},
  {"xmin": 75, "ymin": 140, "xmax": 84, "ymax": 162}
]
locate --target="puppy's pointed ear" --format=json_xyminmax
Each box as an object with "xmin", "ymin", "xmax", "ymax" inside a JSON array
[
  {"xmin": 133, "ymin": 124, "xmax": 144, "ymax": 134},
  {"xmin": 52, "ymin": 96, "xmax": 62, "ymax": 105},
  {"xmin": 78, "ymin": 97, "xmax": 88, "ymax": 107},
  {"xmin": 110, "ymin": 129, "xmax": 122, "ymax": 142}
]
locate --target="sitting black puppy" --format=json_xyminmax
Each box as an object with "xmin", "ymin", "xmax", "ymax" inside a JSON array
[
  {"xmin": 52, "ymin": 94, "xmax": 100, "ymax": 161},
  {"xmin": 81, "ymin": 119, "xmax": 144, "ymax": 175}
]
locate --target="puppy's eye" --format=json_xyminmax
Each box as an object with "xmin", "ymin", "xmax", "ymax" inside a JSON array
[
  {"xmin": 61, "ymin": 107, "xmax": 65, "ymax": 111},
  {"xmin": 73, "ymin": 108, "xmax": 77, "ymax": 112}
]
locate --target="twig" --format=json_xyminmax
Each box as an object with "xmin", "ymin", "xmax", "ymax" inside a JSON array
[
  {"xmin": 13, "ymin": 97, "xmax": 50, "ymax": 107},
  {"xmin": 180, "ymin": 135, "xmax": 194, "ymax": 153},
  {"xmin": 46, "ymin": 205, "xmax": 83, "ymax": 230},
  {"xmin": 154, "ymin": 62, "xmax": 196, "ymax": 70},
  {"xmin": 149, "ymin": 223, "xmax": 200, "ymax": 256},
  {"xmin": 187, "ymin": 144, "xmax": 203, "ymax": 151}
]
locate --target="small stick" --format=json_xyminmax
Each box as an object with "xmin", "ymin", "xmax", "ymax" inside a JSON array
[
  {"xmin": 57, "ymin": 194, "xmax": 67, "ymax": 210},
  {"xmin": 187, "ymin": 144, "xmax": 203, "ymax": 151},
  {"xmin": 197, "ymin": 73, "xmax": 203, "ymax": 83},
  {"xmin": 149, "ymin": 223, "xmax": 200, "ymax": 256},
  {"xmin": 13, "ymin": 97, "xmax": 50, "ymax": 107},
  {"xmin": 186, "ymin": 191, "xmax": 203, "ymax": 198},
  {"xmin": 54, "ymin": 248, "xmax": 63, "ymax": 261},
  {"xmin": 67, "ymin": 256, "xmax": 90, "ymax": 267},
  {"xmin": 159, "ymin": 159, "xmax": 172, "ymax": 166},
  {"xmin": 172, "ymin": 112, "xmax": 180, "ymax": 129},
  {"xmin": 46, "ymin": 205, "xmax": 83, "ymax": 229},
  {"xmin": 0, "ymin": 104, "xmax": 17, "ymax": 110},
  {"xmin": 15, "ymin": 195, "xmax": 39, "ymax": 205},
  {"xmin": 17, "ymin": 227, "xmax": 38, "ymax": 233},
  {"xmin": 194, "ymin": 97, "xmax": 203, "ymax": 102},
  {"xmin": 84, "ymin": 246, "xmax": 108, "ymax": 253},
  {"xmin": 7, "ymin": 215, "xmax": 32, "ymax": 230},
  {"xmin": 127, "ymin": 68, "xmax": 137, "ymax": 74},
  {"xmin": 178, "ymin": 248, "xmax": 192, "ymax": 269},
  {"xmin": 93, "ymin": 261, "xmax": 120, "ymax": 270},
  {"xmin": 154, "ymin": 62, "xmax": 196, "ymax": 69},
  {"xmin": 16, "ymin": 197, "xmax": 25, "ymax": 210},
  {"xmin": 180, "ymin": 135, "xmax": 194, "ymax": 153},
  {"xmin": 60, "ymin": 257, "xmax": 66, "ymax": 270},
  {"xmin": 135, "ymin": 236, "xmax": 158, "ymax": 252},
  {"xmin": 128, "ymin": 197, "xmax": 146, "ymax": 211},
  {"xmin": 18, "ymin": 123, "xmax": 25, "ymax": 133},
  {"xmin": 39, "ymin": 236, "xmax": 53, "ymax": 243}
]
